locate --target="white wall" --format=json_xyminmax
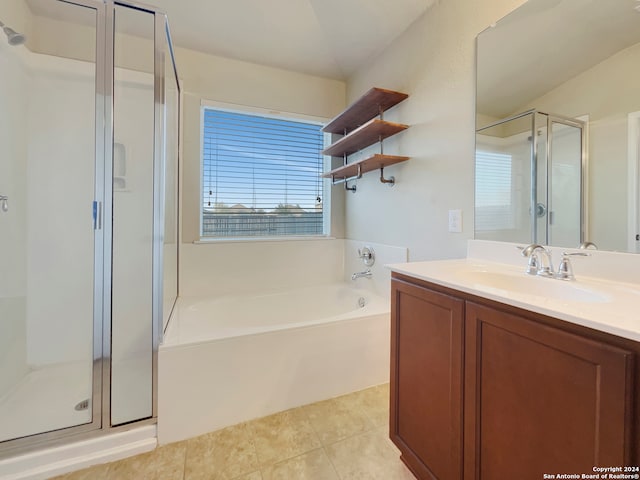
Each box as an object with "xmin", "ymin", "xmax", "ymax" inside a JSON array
[
  {"xmin": 345, "ymin": 0, "xmax": 527, "ymax": 261},
  {"xmin": 180, "ymin": 239, "xmax": 345, "ymax": 298}
]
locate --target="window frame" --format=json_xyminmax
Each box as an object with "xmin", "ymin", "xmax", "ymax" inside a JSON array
[{"xmin": 198, "ymin": 99, "xmax": 331, "ymax": 241}]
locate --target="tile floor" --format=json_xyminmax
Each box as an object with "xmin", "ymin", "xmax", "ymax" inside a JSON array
[{"xmin": 51, "ymin": 383, "xmax": 415, "ymax": 480}]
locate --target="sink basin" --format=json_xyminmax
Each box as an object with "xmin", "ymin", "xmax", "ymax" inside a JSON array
[{"xmin": 461, "ymin": 270, "xmax": 611, "ymax": 303}]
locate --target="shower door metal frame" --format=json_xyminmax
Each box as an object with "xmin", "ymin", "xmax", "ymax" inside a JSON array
[
  {"xmin": 103, "ymin": 0, "xmax": 178, "ymax": 430},
  {"xmin": 1, "ymin": 0, "xmax": 181, "ymax": 458},
  {"xmin": 0, "ymin": 0, "xmax": 107, "ymax": 455},
  {"xmin": 545, "ymin": 114, "xmax": 588, "ymax": 246}
]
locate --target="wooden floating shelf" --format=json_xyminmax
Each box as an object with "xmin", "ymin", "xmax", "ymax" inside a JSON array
[
  {"xmin": 322, "ymin": 119, "xmax": 408, "ymax": 157},
  {"xmin": 321, "ymin": 154, "xmax": 410, "ymax": 180},
  {"xmin": 323, "ymin": 88, "xmax": 409, "ymax": 135}
]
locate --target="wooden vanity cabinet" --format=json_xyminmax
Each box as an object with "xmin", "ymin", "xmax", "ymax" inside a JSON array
[
  {"xmin": 390, "ymin": 273, "xmax": 638, "ymax": 480},
  {"xmin": 464, "ymin": 302, "xmax": 633, "ymax": 480},
  {"xmin": 390, "ymin": 279, "xmax": 464, "ymax": 479}
]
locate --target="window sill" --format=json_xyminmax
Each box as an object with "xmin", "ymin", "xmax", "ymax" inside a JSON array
[{"xmin": 194, "ymin": 235, "xmax": 336, "ymax": 245}]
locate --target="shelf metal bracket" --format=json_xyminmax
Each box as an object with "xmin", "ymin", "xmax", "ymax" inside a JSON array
[
  {"xmin": 379, "ymin": 167, "xmax": 395, "ymax": 187},
  {"xmin": 330, "ymin": 164, "xmax": 361, "ymax": 193}
]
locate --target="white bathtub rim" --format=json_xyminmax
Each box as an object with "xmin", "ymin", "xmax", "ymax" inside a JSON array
[
  {"xmin": 162, "ymin": 283, "xmax": 390, "ymax": 348},
  {"xmin": 175, "ymin": 281, "xmax": 378, "ymax": 306},
  {"xmin": 161, "ymin": 307, "xmax": 390, "ymax": 350}
]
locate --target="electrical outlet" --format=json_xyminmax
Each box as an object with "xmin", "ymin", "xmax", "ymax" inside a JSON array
[{"xmin": 448, "ymin": 209, "xmax": 462, "ymax": 233}]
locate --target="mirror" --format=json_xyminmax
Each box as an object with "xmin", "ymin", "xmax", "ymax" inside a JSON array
[{"xmin": 475, "ymin": 0, "xmax": 640, "ymax": 252}]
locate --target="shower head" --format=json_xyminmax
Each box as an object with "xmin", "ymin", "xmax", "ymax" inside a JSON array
[
  {"xmin": 4, "ymin": 27, "xmax": 26, "ymax": 46},
  {"xmin": 0, "ymin": 20, "xmax": 26, "ymax": 46}
]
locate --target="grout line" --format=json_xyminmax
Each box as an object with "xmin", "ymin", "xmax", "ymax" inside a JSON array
[
  {"xmin": 321, "ymin": 444, "xmax": 343, "ymax": 480},
  {"xmin": 244, "ymin": 420, "xmax": 262, "ymax": 475},
  {"xmin": 180, "ymin": 441, "xmax": 187, "ymax": 480}
]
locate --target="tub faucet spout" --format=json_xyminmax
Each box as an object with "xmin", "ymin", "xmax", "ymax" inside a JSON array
[{"xmin": 351, "ymin": 269, "xmax": 372, "ymax": 280}]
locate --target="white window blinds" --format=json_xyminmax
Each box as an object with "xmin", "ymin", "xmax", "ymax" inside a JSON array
[
  {"xmin": 475, "ymin": 150, "xmax": 514, "ymax": 231},
  {"xmin": 202, "ymin": 108, "xmax": 325, "ymax": 237}
]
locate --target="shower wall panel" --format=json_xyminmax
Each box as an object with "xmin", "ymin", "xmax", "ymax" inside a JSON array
[
  {"xmin": 0, "ymin": 33, "xmax": 28, "ymax": 397},
  {"xmin": 25, "ymin": 55, "xmax": 95, "ymax": 367}
]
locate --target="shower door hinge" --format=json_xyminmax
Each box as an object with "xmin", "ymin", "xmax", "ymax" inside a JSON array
[{"xmin": 93, "ymin": 201, "xmax": 102, "ymax": 230}]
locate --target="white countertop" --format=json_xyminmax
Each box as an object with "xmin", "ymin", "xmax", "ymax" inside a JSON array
[{"xmin": 388, "ymin": 257, "xmax": 640, "ymax": 342}]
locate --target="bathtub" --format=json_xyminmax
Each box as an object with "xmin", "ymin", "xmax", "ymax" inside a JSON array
[{"xmin": 158, "ymin": 283, "xmax": 391, "ymax": 444}]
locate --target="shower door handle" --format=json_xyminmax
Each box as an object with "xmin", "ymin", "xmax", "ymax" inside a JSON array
[
  {"xmin": 0, "ymin": 195, "xmax": 7, "ymax": 212},
  {"xmin": 93, "ymin": 201, "xmax": 102, "ymax": 230}
]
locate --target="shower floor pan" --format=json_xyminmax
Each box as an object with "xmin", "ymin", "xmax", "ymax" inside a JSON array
[{"xmin": 0, "ymin": 361, "xmax": 92, "ymax": 443}]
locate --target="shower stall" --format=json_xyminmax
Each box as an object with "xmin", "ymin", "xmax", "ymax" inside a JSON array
[
  {"xmin": 475, "ymin": 109, "xmax": 587, "ymax": 247},
  {"xmin": 0, "ymin": 0, "xmax": 179, "ymax": 455}
]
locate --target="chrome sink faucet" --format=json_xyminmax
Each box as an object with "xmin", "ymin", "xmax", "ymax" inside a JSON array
[
  {"xmin": 522, "ymin": 244, "xmax": 590, "ymax": 280},
  {"xmin": 352, "ymin": 269, "xmax": 372, "ymax": 280},
  {"xmin": 521, "ymin": 244, "xmax": 554, "ymax": 277}
]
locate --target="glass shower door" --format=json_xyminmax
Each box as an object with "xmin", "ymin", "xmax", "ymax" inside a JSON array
[
  {"xmin": 0, "ymin": 0, "xmax": 102, "ymax": 443},
  {"xmin": 548, "ymin": 118, "xmax": 584, "ymax": 247}
]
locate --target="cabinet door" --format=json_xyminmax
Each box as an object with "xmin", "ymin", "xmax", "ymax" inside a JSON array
[
  {"xmin": 390, "ymin": 279, "xmax": 464, "ymax": 480},
  {"xmin": 464, "ymin": 302, "xmax": 634, "ymax": 480}
]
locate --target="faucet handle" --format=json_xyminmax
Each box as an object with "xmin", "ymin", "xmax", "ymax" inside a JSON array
[
  {"xmin": 555, "ymin": 252, "xmax": 589, "ymax": 281},
  {"xmin": 357, "ymin": 246, "xmax": 375, "ymax": 266},
  {"xmin": 556, "ymin": 255, "xmax": 575, "ymax": 281}
]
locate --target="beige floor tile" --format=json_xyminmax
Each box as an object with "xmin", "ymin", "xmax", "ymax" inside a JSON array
[
  {"xmin": 49, "ymin": 463, "xmax": 110, "ymax": 480},
  {"xmin": 100, "ymin": 442, "xmax": 186, "ymax": 480},
  {"xmin": 325, "ymin": 427, "xmax": 415, "ymax": 480},
  {"xmin": 48, "ymin": 385, "xmax": 398, "ymax": 480},
  {"xmin": 231, "ymin": 472, "xmax": 262, "ymax": 480},
  {"xmin": 248, "ymin": 408, "xmax": 321, "ymax": 466},
  {"xmin": 261, "ymin": 449, "xmax": 339, "ymax": 480},
  {"xmin": 301, "ymin": 393, "xmax": 375, "ymax": 445},
  {"xmin": 341, "ymin": 383, "xmax": 390, "ymax": 428},
  {"xmin": 184, "ymin": 423, "xmax": 258, "ymax": 480}
]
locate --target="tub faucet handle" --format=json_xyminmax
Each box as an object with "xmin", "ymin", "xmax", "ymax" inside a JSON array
[{"xmin": 358, "ymin": 246, "xmax": 375, "ymax": 266}]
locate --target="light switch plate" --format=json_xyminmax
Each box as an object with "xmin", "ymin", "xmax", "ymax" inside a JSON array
[{"xmin": 448, "ymin": 209, "xmax": 462, "ymax": 233}]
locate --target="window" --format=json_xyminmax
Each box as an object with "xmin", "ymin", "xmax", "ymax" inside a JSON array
[
  {"xmin": 201, "ymin": 107, "xmax": 325, "ymax": 238},
  {"xmin": 475, "ymin": 150, "xmax": 514, "ymax": 231}
]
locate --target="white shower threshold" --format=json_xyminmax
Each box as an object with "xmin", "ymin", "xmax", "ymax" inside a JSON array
[{"xmin": 0, "ymin": 425, "xmax": 156, "ymax": 480}]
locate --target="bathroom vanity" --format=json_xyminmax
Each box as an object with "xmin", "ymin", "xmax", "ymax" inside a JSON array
[{"xmin": 388, "ymin": 248, "xmax": 640, "ymax": 480}]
